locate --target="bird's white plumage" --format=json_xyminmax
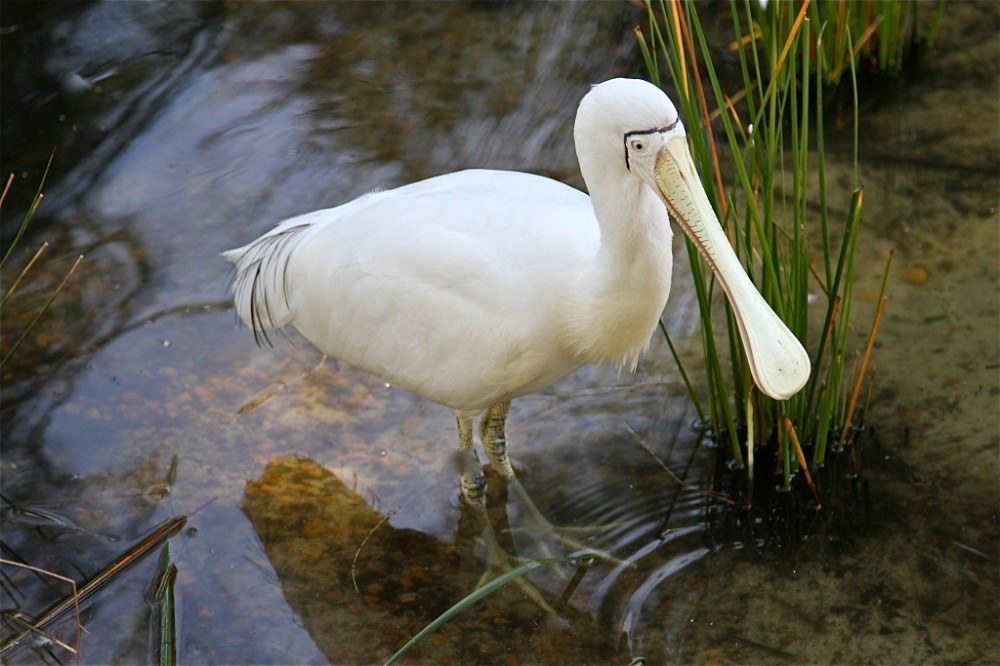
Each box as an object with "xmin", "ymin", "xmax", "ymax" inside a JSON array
[
  {"xmin": 225, "ymin": 163, "xmax": 673, "ymax": 415},
  {"xmin": 225, "ymin": 78, "xmax": 809, "ymax": 423}
]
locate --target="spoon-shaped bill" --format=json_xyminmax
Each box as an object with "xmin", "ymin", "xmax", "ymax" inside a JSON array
[{"xmin": 653, "ymin": 135, "xmax": 811, "ymax": 400}]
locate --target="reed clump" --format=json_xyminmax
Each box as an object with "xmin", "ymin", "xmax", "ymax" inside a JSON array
[{"xmin": 636, "ymin": 0, "xmax": 940, "ymax": 493}]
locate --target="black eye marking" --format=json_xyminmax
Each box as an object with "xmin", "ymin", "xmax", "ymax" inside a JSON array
[{"xmin": 623, "ymin": 118, "xmax": 681, "ymax": 171}]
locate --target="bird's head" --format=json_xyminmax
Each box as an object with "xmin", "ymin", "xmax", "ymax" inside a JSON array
[
  {"xmin": 575, "ymin": 79, "xmax": 706, "ymax": 238},
  {"xmin": 575, "ymin": 78, "xmax": 684, "ymax": 182}
]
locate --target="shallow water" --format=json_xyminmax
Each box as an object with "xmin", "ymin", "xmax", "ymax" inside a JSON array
[{"xmin": 2, "ymin": 2, "xmax": 997, "ymax": 664}]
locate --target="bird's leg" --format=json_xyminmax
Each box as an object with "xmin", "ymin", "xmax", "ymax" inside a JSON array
[
  {"xmin": 457, "ymin": 416, "xmax": 486, "ymax": 504},
  {"xmin": 454, "ymin": 408, "xmax": 563, "ymax": 616},
  {"xmin": 478, "ymin": 401, "xmax": 515, "ymax": 479},
  {"xmin": 479, "ymin": 401, "xmax": 558, "ymax": 535},
  {"xmin": 466, "ymin": 404, "xmax": 619, "ymax": 616},
  {"xmin": 479, "ymin": 402, "xmax": 612, "ymax": 558}
]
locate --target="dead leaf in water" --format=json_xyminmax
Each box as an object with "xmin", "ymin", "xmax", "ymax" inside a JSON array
[{"xmin": 903, "ymin": 266, "xmax": 929, "ymax": 285}]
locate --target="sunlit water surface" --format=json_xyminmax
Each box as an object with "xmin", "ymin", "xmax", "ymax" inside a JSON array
[{"xmin": 1, "ymin": 2, "xmax": 997, "ymax": 664}]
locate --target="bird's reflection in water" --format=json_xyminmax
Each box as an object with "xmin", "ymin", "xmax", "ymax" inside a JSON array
[{"xmin": 243, "ymin": 455, "xmax": 609, "ymax": 665}]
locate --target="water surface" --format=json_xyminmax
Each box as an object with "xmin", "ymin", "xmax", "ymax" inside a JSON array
[{"xmin": 1, "ymin": 2, "xmax": 997, "ymax": 664}]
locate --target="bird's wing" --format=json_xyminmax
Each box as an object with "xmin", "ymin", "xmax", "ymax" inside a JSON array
[{"xmin": 283, "ymin": 169, "xmax": 599, "ymax": 410}]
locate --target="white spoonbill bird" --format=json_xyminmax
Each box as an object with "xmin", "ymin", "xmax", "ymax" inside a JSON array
[{"xmin": 224, "ymin": 78, "xmax": 810, "ymax": 505}]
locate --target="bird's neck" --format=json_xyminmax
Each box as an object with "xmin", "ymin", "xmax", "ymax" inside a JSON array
[
  {"xmin": 593, "ymin": 176, "xmax": 671, "ymax": 264},
  {"xmin": 566, "ymin": 176, "xmax": 674, "ymax": 369}
]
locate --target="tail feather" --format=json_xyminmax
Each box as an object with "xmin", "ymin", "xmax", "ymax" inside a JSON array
[{"xmin": 223, "ymin": 222, "xmax": 312, "ymax": 346}]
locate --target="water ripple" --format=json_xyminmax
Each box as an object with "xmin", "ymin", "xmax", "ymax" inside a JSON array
[{"xmin": 617, "ymin": 547, "xmax": 711, "ymax": 653}]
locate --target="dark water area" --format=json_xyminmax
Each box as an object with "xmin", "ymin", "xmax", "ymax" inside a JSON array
[{"xmin": 1, "ymin": 2, "xmax": 997, "ymax": 664}]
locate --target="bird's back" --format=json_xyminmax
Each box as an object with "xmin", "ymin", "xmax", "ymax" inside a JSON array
[{"xmin": 225, "ymin": 169, "xmax": 601, "ymax": 415}]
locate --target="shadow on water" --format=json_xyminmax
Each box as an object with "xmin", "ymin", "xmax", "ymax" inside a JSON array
[{"xmin": 1, "ymin": 1, "xmax": 998, "ymax": 664}]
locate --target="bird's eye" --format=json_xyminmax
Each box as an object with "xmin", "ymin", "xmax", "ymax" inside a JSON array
[{"xmin": 629, "ymin": 138, "xmax": 646, "ymax": 152}]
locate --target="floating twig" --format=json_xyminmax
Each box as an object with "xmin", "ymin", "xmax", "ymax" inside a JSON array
[
  {"xmin": 351, "ymin": 509, "xmax": 398, "ymax": 593},
  {"xmin": 0, "ymin": 560, "xmax": 81, "ymax": 664},
  {"xmin": 0, "ymin": 516, "xmax": 186, "ymax": 657}
]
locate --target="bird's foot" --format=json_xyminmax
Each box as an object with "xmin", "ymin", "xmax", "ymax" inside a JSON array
[
  {"xmin": 496, "ymin": 474, "xmax": 626, "ymax": 566},
  {"xmin": 461, "ymin": 499, "xmax": 596, "ymax": 621}
]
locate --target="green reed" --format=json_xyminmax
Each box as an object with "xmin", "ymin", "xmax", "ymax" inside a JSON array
[
  {"xmin": 637, "ymin": 0, "xmax": 911, "ymax": 488},
  {"xmin": 383, "ymin": 554, "xmax": 595, "ymax": 666}
]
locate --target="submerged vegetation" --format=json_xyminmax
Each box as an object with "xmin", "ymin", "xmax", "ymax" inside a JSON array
[
  {"xmin": 0, "ymin": 168, "xmax": 183, "ymax": 664},
  {"xmin": 637, "ymin": 0, "xmax": 940, "ymax": 493},
  {"xmin": 0, "ymin": 157, "xmax": 83, "ymax": 370}
]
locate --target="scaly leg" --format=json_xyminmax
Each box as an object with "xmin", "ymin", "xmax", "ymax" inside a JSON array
[
  {"xmin": 457, "ymin": 416, "xmax": 486, "ymax": 504},
  {"xmin": 479, "ymin": 401, "xmax": 515, "ymax": 479},
  {"xmin": 478, "ymin": 401, "xmax": 613, "ymax": 558},
  {"xmin": 457, "ymin": 408, "xmax": 561, "ymax": 615}
]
